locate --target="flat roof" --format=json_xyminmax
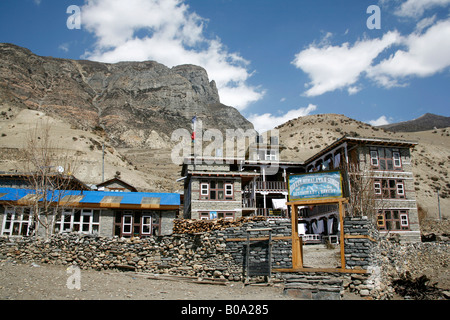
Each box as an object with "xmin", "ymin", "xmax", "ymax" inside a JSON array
[
  {"xmin": 0, "ymin": 188, "xmax": 180, "ymax": 209},
  {"xmin": 304, "ymin": 135, "xmax": 418, "ymax": 164}
]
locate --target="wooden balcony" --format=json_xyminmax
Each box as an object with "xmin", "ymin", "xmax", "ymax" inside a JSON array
[{"xmin": 254, "ymin": 181, "xmax": 287, "ymax": 192}]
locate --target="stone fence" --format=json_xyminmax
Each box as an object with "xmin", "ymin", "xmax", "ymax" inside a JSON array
[
  {"xmin": 1, "ymin": 216, "xmax": 448, "ymax": 300},
  {"xmin": 0, "ymin": 219, "xmax": 292, "ymax": 282}
]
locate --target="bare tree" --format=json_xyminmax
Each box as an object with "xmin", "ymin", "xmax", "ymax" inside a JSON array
[
  {"xmin": 20, "ymin": 120, "xmax": 80, "ymax": 238},
  {"xmin": 343, "ymin": 159, "xmax": 389, "ymax": 225}
]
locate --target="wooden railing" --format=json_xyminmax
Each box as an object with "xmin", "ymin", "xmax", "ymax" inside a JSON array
[{"xmin": 254, "ymin": 181, "xmax": 287, "ymax": 192}]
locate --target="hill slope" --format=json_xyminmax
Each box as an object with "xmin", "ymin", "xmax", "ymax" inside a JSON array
[{"xmin": 379, "ymin": 113, "xmax": 450, "ymax": 132}]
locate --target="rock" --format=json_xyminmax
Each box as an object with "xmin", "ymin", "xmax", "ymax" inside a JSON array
[
  {"xmin": 359, "ymin": 289, "xmax": 370, "ymax": 296},
  {"xmin": 0, "ymin": 43, "xmax": 253, "ymax": 150}
]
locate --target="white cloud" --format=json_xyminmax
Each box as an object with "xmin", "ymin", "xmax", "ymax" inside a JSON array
[
  {"xmin": 347, "ymin": 86, "xmax": 361, "ymax": 95},
  {"xmin": 394, "ymin": 0, "xmax": 450, "ymax": 17},
  {"xmin": 292, "ymin": 31, "xmax": 400, "ymax": 97},
  {"xmin": 367, "ymin": 19, "xmax": 450, "ymax": 86},
  {"xmin": 415, "ymin": 14, "xmax": 437, "ymax": 32},
  {"xmin": 248, "ymin": 104, "xmax": 317, "ymax": 133},
  {"xmin": 33, "ymin": 0, "xmax": 41, "ymax": 5},
  {"xmin": 58, "ymin": 43, "xmax": 69, "ymax": 53},
  {"xmin": 81, "ymin": 0, "xmax": 263, "ymax": 111},
  {"xmin": 367, "ymin": 115, "xmax": 391, "ymax": 126}
]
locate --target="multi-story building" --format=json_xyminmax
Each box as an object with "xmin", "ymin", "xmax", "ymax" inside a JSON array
[
  {"xmin": 303, "ymin": 135, "xmax": 420, "ymax": 242},
  {"xmin": 181, "ymin": 134, "xmax": 421, "ymax": 242}
]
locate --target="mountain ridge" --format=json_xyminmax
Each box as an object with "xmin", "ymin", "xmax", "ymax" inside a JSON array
[
  {"xmin": 0, "ymin": 43, "xmax": 253, "ymax": 149},
  {"xmin": 379, "ymin": 113, "xmax": 450, "ymax": 132}
]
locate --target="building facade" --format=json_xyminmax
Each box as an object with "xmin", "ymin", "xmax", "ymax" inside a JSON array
[
  {"xmin": 181, "ymin": 135, "xmax": 421, "ymax": 242},
  {"xmin": 0, "ymin": 188, "xmax": 180, "ymax": 238}
]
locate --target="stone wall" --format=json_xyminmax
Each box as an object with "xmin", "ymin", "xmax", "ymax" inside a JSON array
[
  {"xmin": 0, "ymin": 219, "xmax": 291, "ymax": 282},
  {"xmin": 367, "ymin": 240, "xmax": 450, "ymax": 299},
  {"xmin": 344, "ymin": 216, "xmax": 377, "ymax": 270},
  {"xmin": 2, "ymin": 216, "xmax": 447, "ymax": 300}
]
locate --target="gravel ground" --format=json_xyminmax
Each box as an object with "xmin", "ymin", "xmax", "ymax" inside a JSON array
[
  {"xmin": 0, "ymin": 260, "xmax": 293, "ymax": 300},
  {"xmin": 0, "ymin": 260, "xmax": 366, "ymax": 301}
]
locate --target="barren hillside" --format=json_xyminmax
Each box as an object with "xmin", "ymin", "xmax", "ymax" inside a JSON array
[{"xmin": 0, "ymin": 106, "xmax": 180, "ymax": 192}]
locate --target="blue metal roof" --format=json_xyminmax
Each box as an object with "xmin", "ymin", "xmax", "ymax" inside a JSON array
[{"xmin": 0, "ymin": 188, "xmax": 180, "ymax": 207}]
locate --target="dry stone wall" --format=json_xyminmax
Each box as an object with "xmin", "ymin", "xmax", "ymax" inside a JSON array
[
  {"xmin": 0, "ymin": 219, "xmax": 292, "ymax": 282},
  {"xmin": 2, "ymin": 216, "xmax": 448, "ymax": 300}
]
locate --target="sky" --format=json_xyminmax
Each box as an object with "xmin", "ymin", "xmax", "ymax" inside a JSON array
[{"xmin": 0, "ymin": 0, "xmax": 449, "ymax": 133}]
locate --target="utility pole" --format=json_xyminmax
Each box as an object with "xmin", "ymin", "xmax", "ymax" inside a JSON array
[
  {"xmin": 102, "ymin": 143, "xmax": 105, "ymax": 183},
  {"xmin": 437, "ymin": 188, "xmax": 441, "ymax": 220}
]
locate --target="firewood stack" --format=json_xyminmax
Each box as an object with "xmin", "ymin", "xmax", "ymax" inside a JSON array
[{"xmin": 173, "ymin": 216, "xmax": 267, "ymax": 234}]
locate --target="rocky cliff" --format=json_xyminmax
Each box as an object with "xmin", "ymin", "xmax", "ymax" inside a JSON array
[{"xmin": 0, "ymin": 43, "xmax": 253, "ymax": 148}]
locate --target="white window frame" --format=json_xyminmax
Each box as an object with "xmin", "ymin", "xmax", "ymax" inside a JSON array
[
  {"xmin": 370, "ymin": 150, "xmax": 379, "ymax": 166},
  {"xmin": 60, "ymin": 209, "xmax": 74, "ymax": 233},
  {"xmin": 200, "ymin": 183, "xmax": 209, "ymax": 196},
  {"xmin": 122, "ymin": 214, "xmax": 133, "ymax": 235},
  {"xmin": 141, "ymin": 214, "xmax": 152, "ymax": 236},
  {"xmin": 397, "ymin": 183, "xmax": 404, "ymax": 195},
  {"xmin": 400, "ymin": 214, "xmax": 409, "ymax": 226},
  {"xmin": 374, "ymin": 182, "xmax": 381, "ymax": 195},
  {"xmin": 225, "ymin": 183, "xmax": 233, "ymax": 197},
  {"xmin": 2, "ymin": 207, "xmax": 33, "ymax": 236},
  {"xmin": 265, "ymin": 150, "xmax": 277, "ymax": 161},
  {"xmin": 393, "ymin": 151, "xmax": 401, "ymax": 167},
  {"xmin": 56, "ymin": 208, "xmax": 100, "ymax": 234}
]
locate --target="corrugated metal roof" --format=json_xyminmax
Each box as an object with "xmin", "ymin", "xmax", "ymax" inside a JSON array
[{"xmin": 0, "ymin": 188, "xmax": 180, "ymax": 207}]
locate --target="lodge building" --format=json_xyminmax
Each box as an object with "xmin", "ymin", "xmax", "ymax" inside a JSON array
[{"xmin": 181, "ymin": 135, "xmax": 421, "ymax": 243}]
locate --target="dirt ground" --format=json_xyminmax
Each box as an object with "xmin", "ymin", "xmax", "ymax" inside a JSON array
[
  {"xmin": 0, "ymin": 260, "xmax": 365, "ymax": 301},
  {"xmin": 0, "ymin": 261, "xmax": 286, "ymax": 300}
]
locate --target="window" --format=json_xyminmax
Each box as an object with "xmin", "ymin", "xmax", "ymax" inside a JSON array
[
  {"xmin": 1, "ymin": 207, "xmax": 34, "ymax": 236},
  {"xmin": 377, "ymin": 214, "xmax": 385, "ymax": 229},
  {"xmin": 56, "ymin": 209, "xmax": 100, "ymax": 234},
  {"xmin": 400, "ymin": 213, "xmax": 409, "ymax": 227},
  {"xmin": 199, "ymin": 180, "xmax": 234, "ymax": 200},
  {"xmin": 122, "ymin": 214, "xmax": 133, "ymax": 235},
  {"xmin": 141, "ymin": 215, "xmax": 152, "ymax": 235},
  {"xmin": 265, "ymin": 150, "xmax": 277, "ymax": 161},
  {"xmin": 374, "ymin": 179, "xmax": 405, "ymax": 199},
  {"xmin": 374, "ymin": 182, "xmax": 381, "ymax": 195},
  {"xmin": 370, "ymin": 150, "xmax": 379, "ymax": 166},
  {"xmin": 225, "ymin": 183, "xmax": 233, "ymax": 197},
  {"xmin": 397, "ymin": 183, "xmax": 404, "ymax": 196},
  {"xmin": 113, "ymin": 211, "xmax": 159, "ymax": 237},
  {"xmin": 370, "ymin": 147, "xmax": 403, "ymax": 171},
  {"xmin": 199, "ymin": 212, "xmax": 234, "ymax": 220},
  {"xmin": 378, "ymin": 210, "xmax": 409, "ymax": 231},
  {"xmin": 201, "ymin": 183, "xmax": 209, "ymax": 196},
  {"xmin": 393, "ymin": 152, "xmax": 401, "ymax": 167}
]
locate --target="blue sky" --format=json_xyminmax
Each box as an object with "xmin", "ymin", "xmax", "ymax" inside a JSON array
[{"xmin": 1, "ymin": 0, "xmax": 449, "ymax": 132}]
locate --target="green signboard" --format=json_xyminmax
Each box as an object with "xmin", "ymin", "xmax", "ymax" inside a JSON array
[{"xmin": 288, "ymin": 171, "xmax": 343, "ymax": 201}]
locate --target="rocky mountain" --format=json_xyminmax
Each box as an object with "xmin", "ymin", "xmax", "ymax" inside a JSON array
[
  {"xmin": 379, "ymin": 113, "xmax": 450, "ymax": 132},
  {"xmin": 0, "ymin": 43, "xmax": 253, "ymax": 149}
]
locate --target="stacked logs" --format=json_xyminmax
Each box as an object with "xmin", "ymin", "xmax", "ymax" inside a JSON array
[{"xmin": 173, "ymin": 216, "xmax": 267, "ymax": 234}]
